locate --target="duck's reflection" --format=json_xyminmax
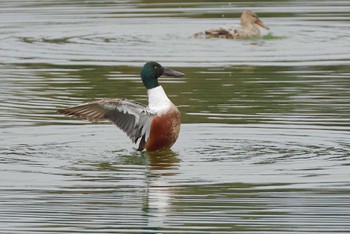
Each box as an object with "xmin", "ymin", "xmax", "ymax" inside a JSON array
[
  {"xmin": 143, "ymin": 149, "xmax": 180, "ymax": 229},
  {"xmin": 92, "ymin": 149, "xmax": 180, "ymax": 229},
  {"xmin": 146, "ymin": 149, "xmax": 180, "ymax": 173}
]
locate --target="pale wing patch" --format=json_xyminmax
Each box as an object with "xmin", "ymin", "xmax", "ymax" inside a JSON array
[{"xmin": 58, "ymin": 98, "xmax": 154, "ymax": 147}]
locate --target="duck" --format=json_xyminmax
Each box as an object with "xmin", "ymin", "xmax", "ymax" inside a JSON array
[
  {"xmin": 194, "ymin": 10, "xmax": 269, "ymax": 39},
  {"xmin": 57, "ymin": 62, "xmax": 184, "ymax": 152}
]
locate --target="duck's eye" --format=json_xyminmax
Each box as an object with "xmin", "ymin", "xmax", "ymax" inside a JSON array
[{"xmin": 154, "ymin": 65, "xmax": 158, "ymax": 70}]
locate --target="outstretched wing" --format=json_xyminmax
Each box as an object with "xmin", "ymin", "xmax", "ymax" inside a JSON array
[{"xmin": 57, "ymin": 98, "xmax": 154, "ymax": 147}]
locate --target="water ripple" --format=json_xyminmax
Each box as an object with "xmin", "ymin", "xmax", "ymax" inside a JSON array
[
  {"xmin": 1, "ymin": 1, "xmax": 350, "ymax": 67},
  {"xmin": 1, "ymin": 124, "xmax": 350, "ymax": 233},
  {"xmin": 1, "ymin": 1, "xmax": 350, "ymax": 233}
]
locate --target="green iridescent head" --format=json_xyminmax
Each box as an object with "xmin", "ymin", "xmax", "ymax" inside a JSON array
[{"xmin": 140, "ymin": 62, "xmax": 184, "ymax": 89}]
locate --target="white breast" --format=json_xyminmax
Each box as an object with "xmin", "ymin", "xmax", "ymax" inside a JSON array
[{"xmin": 147, "ymin": 86, "xmax": 172, "ymax": 115}]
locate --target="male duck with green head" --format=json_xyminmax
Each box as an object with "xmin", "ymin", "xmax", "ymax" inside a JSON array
[{"xmin": 58, "ymin": 62, "xmax": 184, "ymax": 152}]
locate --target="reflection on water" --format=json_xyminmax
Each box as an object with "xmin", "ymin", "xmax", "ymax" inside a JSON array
[
  {"xmin": 2, "ymin": 63, "xmax": 349, "ymax": 128},
  {"xmin": 1, "ymin": 0, "xmax": 350, "ymax": 233},
  {"xmin": 1, "ymin": 124, "xmax": 350, "ymax": 233}
]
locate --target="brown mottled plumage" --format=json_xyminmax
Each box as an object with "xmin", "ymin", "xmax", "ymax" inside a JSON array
[{"xmin": 194, "ymin": 10, "xmax": 269, "ymax": 39}]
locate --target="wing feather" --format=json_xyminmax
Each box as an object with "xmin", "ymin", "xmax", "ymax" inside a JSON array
[{"xmin": 58, "ymin": 98, "xmax": 154, "ymax": 149}]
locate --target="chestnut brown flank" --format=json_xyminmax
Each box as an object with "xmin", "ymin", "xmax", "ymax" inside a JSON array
[{"xmin": 145, "ymin": 108, "xmax": 181, "ymax": 152}]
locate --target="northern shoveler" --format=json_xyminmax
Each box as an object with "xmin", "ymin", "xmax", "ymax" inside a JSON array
[
  {"xmin": 194, "ymin": 10, "xmax": 269, "ymax": 39},
  {"xmin": 58, "ymin": 62, "xmax": 184, "ymax": 152}
]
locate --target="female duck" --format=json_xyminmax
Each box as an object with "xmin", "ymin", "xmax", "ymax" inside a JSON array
[
  {"xmin": 195, "ymin": 10, "xmax": 269, "ymax": 39},
  {"xmin": 58, "ymin": 62, "xmax": 184, "ymax": 152}
]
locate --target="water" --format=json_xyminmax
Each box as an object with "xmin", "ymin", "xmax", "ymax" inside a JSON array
[{"xmin": 1, "ymin": 0, "xmax": 350, "ymax": 233}]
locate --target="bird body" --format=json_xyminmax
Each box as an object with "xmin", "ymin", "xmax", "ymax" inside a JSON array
[
  {"xmin": 58, "ymin": 62, "xmax": 184, "ymax": 152},
  {"xmin": 195, "ymin": 10, "xmax": 269, "ymax": 39}
]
